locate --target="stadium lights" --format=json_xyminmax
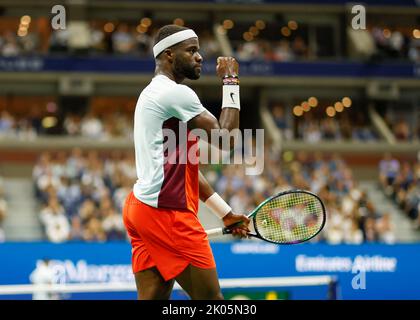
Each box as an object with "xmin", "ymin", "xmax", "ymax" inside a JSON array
[
  {"xmin": 308, "ymin": 97, "xmax": 318, "ymax": 108},
  {"xmin": 281, "ymin": 26, "xmax": 291, "ymax": 37},
  {"xmin": 334, "ymin": 102, "xmax": 344, "ymax": 113},
  {"xmin": 140, "ymin": 17, "xmax": 152, "ymax": 28},
  {"xmin": 17, "ymin": 27, "xmax": 28, "ymax": 37},
  {"xmin": 326, "ymin": 106, "xmax": 336, "ymax": 117},
  {"xmin": 243, "ymin": 32, "xmax": 253, "ymax": 41},
  {"xmin": 222, "ymin": 19, "xmax": 234, "ymax": 30},
  {"xmin": 288, "ymin": 20, "xmax": 298, "ymax": 31},
  {"xmin": 342, "ymin": 97, "xmax": 352, "ymax": 108},
  {"xmin": 301, "ymin": 101, "xmax": 311, "ymax": 112},
  {"xmin": 137, "ymin": 25, "xmax": 148, "ymax": 33},
  {"xmin": 383, "ymin": 28, "xmax": 391, "ymax": 38},
  {"xmin": 293, "ymin": 106, "xmax": 304, "ymax": 117},
  {"xmin": 255, "ymin": 20, "xmax": 266, "ymax": 30},
  {"xmin": 249, "ymin": 26, "xmax": 259, "ymax": 37},
  {"xmin": 173, "ymin": 18, "xmax": 184, "ymax": 26},
  {"xmin": 104, "ymin": 22, "xmax": 115, "ymax": 33},
  {"xmin": 20, "ymin": 15, "xmax": 31, "ymax": 26},
  {"xmin": 42, "ymin": 117, "xmax": 57, "ymax": 129},
  {"xmin": 18, "ymin": 15, "xmax": 31, "ymax": 37}
]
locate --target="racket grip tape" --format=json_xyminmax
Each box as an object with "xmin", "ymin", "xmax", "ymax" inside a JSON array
[{"xmin": 206, "ymin": 228, "xmax": 224, "ymax": 238}]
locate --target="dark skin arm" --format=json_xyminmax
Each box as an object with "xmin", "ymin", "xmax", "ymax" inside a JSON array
[
  {"xmin": 188, "ymin": 57, "xmax": 239, "ymax": 150},
  {"xmin": 199, "ymin": 171, "xmax": 250, "ymax": 238}
]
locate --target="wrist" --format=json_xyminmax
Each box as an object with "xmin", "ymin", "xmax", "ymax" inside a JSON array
[
  {"xmin": 222, "ymin": 212, "xmax": 233, "ymax": 222},
  {"xmin": 204, "ymin": 193, "xmax": 232, "ymax": 219},
  {"xmin": 222, "ymin": 75, "xmax": 240, "ymax": 86},
  {"xmin": 222, "ymin": 84, "xmax": 240, "ymax": 110}
]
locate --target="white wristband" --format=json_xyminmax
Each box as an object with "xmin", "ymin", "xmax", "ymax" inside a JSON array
[
  {"xmin": 205, "ymin": 193, "xmax": 232, "ymax": 219},
  {"xmin": 222, "ymin": 85, "xmax": 240, "ymax": 110}
]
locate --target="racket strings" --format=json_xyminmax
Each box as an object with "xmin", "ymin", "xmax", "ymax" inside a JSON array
[{"xmin": 255, "ymin": 193, "xmax": 324, "ymax": 244}]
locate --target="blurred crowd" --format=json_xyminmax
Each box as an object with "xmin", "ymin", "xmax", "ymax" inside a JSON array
[
  {"xmin": 271, "ymin": 104, "xmax": 379, "ymax": 142},
  {"xmin": 30, "ymin": 143, "xmax": 397, "ymax": 244},
  {"xmin": 204, "ymin": 144, "xmax": 395, "ymax": 244},
  {"xmin": 63, "ymin": 112, "xmax": 132, "ymax": 140},
  {"xmin": 369, "ymin": 26, "xmax": 420, "ymax": 63},
  {"xmin": 0, "ymin": 24, "xmax": 221, "ymax": 60},
  {"xmin": 0, "ymin": 109, "xmax": 42, "ymax": 140},
  {"xmin": 0, "ymin": 176, "xmax": 7, "ymax": 242},
  {"xmin": 1, "ymin": 20, "xmax": 419, "ymax": 63},
  {"xmin": 0, "ymin": 110, "xmax": 133, "ymax": 140},
  {"xmin": 32, "ymin": 149, "xmax": 135, "ymax": 242},
  {"xmin": 234, "ymin": 37, "xmax": 310, "ymax": 62},
  {"xmin": 385, "ymin": 116, "xmax": 420, "ymax": 142},
  {"xmin": 3, "ymin": 104, "xmax": 418, "ymax": 144},
  {"xmin": 379, "ymin": 154, "xmax": 420, "ymax": 230},
  {"xmin": 235, "ymin": 25, "xmax": 419, "ymax": 63}
]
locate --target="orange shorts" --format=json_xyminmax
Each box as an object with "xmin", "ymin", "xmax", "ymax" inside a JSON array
[{"xmin": 122, "ymin": 192, "xmax": 216, "ymax": 281}]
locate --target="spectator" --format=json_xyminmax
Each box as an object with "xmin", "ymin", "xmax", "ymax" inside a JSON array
[
  {"xmin": 83, "ymin": 217, "xmax": 106, "ymax": 242},
  {"xmin": 326, "ymin": 225, "xmax": 344, "ymax": 244},
  {"xmin": 379, "ymin": 153, "xmax": 400, "ymax": 191},
  {"xmin": 29, "ymin": 258, "xmax": 58, "ymax": 300},
  {"xmin": 393, "ymin": 119, "xmax": 411, "ymax": 141},
  {"xmin": 40, "ymin": 197, "xmax": 70, "ymax": 243},
  {"xmin": 0, "ymin": 110, "xmax": 15, "ymax": 136},
  {"xmin": 363, "ymin": 217, "xmax": 378, "ymax": 242},
  {"xmin": 344, "ymin": 219, "xmax": 364, "ymax": 244},
  {"xmin": 80, "ymin": 112, "xmax": 104, "ymax": 139},
  {"xmin": 271, "ymin": 104, "xmax": 292, "ymax": 140},
  {"xmin": 291, "ymin": 36, "xmax": 309, "ymax": 59},
  {"xmin": 112, "ymin": 24, "xmax": 134, "ymax": 54},
  {"xmin": 272, "ymin": 40, "xmax": 294, "ymax": 62},
  {"xmin": 101, "ymin": 206, "xmax": 126, "ymax": 240},
  {"xmin": 49, "ymin": 29, "xmax": 70, "ymax": 53},
  {"xmin": 2, "ymin": 31, "xmax": 20, "ymax": 56},
  {"xmin": 376, "ymin": 213, "xmax": 396, "ymax": 244},
  {"xmin": 69, "ymin": 216, "xmax": 84, "ymax": 241}
]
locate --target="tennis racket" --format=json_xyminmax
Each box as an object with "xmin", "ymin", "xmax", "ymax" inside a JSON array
[{"xmin": 206, "ymin": 190, "xmax": 326, "ymax": 244}]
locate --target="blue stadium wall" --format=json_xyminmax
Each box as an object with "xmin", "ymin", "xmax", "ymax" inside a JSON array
[{"xmin": 0, "ymin": 242, "xmax": 419, "ymax": 300}]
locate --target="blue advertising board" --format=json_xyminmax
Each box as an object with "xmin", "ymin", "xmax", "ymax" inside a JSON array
[{"xmin": 0, "ymin": 242, "xmax": 418, "ymax": 300}]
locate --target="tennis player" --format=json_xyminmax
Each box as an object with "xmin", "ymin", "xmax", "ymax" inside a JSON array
[{"xmin": 123, "ymin": 25, "xmax": 250, "ymax": 300}]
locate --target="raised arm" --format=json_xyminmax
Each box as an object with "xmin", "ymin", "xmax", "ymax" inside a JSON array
[{"xmin": 188, "ymin": 57, "xmax": 240, "ymax": 151}]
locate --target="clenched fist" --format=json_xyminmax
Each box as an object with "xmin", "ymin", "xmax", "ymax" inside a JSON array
[{"xmin": 216, "ymin": 57, "xmax": 239, "ymax": 79}]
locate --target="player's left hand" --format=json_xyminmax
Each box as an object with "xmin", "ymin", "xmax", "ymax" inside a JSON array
[{"xmin": 222, "ymin": 212, "xmax": 250, "ymax": 239}]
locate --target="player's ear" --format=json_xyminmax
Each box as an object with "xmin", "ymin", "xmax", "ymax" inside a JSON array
[{"xmin": 164, "ymin": 49, "xmax": 174, "ymax": 62}]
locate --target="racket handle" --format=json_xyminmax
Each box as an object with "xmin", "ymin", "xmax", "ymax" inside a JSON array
[{"xmin": 206, "ymin": 227, "xmax": 224, "ymax": 238}]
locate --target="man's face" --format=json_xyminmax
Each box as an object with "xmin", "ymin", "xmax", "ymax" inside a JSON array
[{"xmin": 172, "ymin": 38, "xmax": 203, "ymax": 80}]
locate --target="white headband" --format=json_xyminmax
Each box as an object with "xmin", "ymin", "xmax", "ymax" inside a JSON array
[{"xmin": 153, "ymin": 29, "xmax": 198, "ymax": 58}]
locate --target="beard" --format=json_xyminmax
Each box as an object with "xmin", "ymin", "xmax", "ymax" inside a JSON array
[{"xmin": 174, "ymin": 56, "xmax": 201, "ymax": 80}]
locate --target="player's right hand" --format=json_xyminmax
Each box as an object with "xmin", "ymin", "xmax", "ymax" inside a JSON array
[
  {"xmin": 223, "ymin": 212, "xmax": 250, "ymax": 239},
  {"xmin": 216, "ymin": 57, "xmax": 239, "ymax": 79}
]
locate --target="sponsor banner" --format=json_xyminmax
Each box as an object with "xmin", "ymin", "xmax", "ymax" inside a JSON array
[{"xmin": 0, "ymin": 242, "xmax": 419, "ymax": 299}]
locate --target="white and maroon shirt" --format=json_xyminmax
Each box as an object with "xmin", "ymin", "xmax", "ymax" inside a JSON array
[{"xmin": 133, "ymin": 75, "xmax": 206, "ymax": 213}]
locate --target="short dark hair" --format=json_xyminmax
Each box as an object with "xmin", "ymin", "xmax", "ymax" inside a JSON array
[{"xmin": 154, "ymin": 25, "xmax": 189, "ymax": 46}]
